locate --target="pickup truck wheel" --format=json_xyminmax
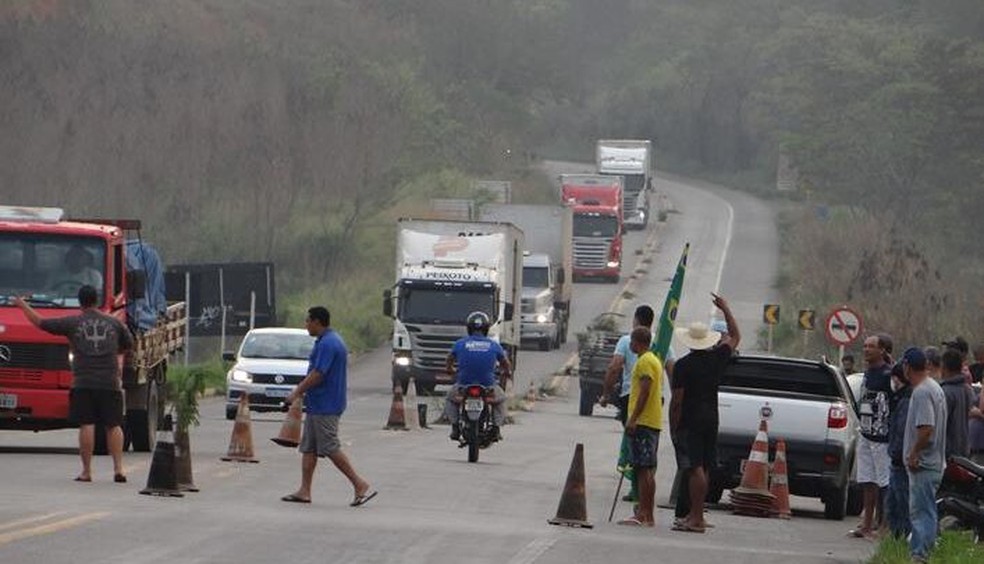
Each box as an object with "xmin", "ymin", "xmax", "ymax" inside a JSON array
[
  {"xmin": 538, "ymin": 338, "xmax": 550, "ymax": 352},
  {"xmin": 225, "ymin": 405, "xmax": 238, "ymax": 420},
  {"xmin": 823, "ymin": 484, "xmax": 849, "ymax": 521},
  {"xmin": 846, "ymin": 483, "xmax": 862, "ymax": 517}
]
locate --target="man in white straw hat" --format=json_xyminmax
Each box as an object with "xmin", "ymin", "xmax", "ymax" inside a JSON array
[{"xmin": 669, "ymin": 293, "xmax": 740, "ymax": 533}]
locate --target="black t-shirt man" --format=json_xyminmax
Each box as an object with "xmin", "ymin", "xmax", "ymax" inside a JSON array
[{"xmin": 671, "ymin": 343, "xmax": 734, "ymax": 434}]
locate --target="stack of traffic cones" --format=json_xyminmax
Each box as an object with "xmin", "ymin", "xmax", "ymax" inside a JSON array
[
  {"xmin": 221, "ymin": 395, "xmax": 259, "ymax": 463},
  {"xmin": 271, "ymin": 401, "xmax": 303, "ymax": 448},
  {"xmin": 729, "ymin": 419, "xmax": 775, "ymax": 517},
  {"xmin": 770, "ymin": 439, "xmax": 792, "ymax": 519},
  {"xmin": 140, "ymin": 415, "xmax": 184, "ymax": 498},
  {"xmin": 384, "ymin": 384, "xmax": 407, "ymax": 430},
  {"xmin": 405, "ymin": 378, "xmax": 420, "ymax": 430},
  {"xmin": 548, "ymin": 443, "xmax": 593, "ymax": 528}
]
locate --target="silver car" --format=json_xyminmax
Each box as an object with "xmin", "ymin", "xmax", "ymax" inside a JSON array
[{"xmin": 223, "ymin": 328, "xmax": 314, "ymax": 420}]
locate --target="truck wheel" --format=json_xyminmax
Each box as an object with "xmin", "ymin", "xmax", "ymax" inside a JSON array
[
  {"xmin": 225, "ymin": 405, "xmax": 238, "ymax": 420},
  {"xmin": 538, "ymin": 338, "xmax": 550, "ymax": 352},
  {"xmin": 846, "ymin": 483, "xmax": 862, "ymax": 517},
  {"xmin": 415, "ymin": 381, "xmax": 436, "ymax": 396},
  {"xmin": 559, "ymin": 319, "xmax": 568, "ymax": 344},
  {"xmin": 823, "ymin": 484, "xmax": 848, "ymax": 521},
  {"xmin": 127, "ymin": 380, "xmax": 160, "ymax": 453},
  {"xmin": 609, "ymin": 275, "xmax": 621, "ymax": 284}
]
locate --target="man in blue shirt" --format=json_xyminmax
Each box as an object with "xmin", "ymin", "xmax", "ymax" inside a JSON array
[
  {"xmin": 282, "ymin": 307, "xmax": 376, "ymax": 507},
  {"xmin": 444, "ymin": 311, "xmax": 512, "ymax": 441}
]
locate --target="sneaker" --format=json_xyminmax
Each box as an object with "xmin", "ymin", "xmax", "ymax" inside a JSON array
[
  {"xmin": 450, "ymin": 426, "xmax": 460, "ymax": 441},
  {"xmin": 490, "ymin": 426, "xmax": 502, "ymax": 441}
]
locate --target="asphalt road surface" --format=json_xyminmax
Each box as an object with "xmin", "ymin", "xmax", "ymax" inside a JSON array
[{"xmin": 0, "ymin": 168, "xmax": 873, "ymax": 564}]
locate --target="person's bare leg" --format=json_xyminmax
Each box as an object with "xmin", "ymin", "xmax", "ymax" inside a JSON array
[
  {"xmin": 686, "ymin": 466, "xmax": 707, "ymax": 528},
  {"xmin": 637, "ymin": 468, "xmax": 655, "ymax": 524},
  {"xmin": 860, "ymin": 484, "xmax": 877, "ymax": 532},
  {"xmin": 77, "ymin": 424, "xmax": 94, "ymax": 480},
  {"xmin": 327, "ymin": 450, "xmax": 370, "ymax": 496},
  {"xmin": 287, "ymin": 452, "xmax": 318, "ymax": 500},
  {"xmin": 107, "ymin": 425, "xmax": 125, "ymax": 477}
]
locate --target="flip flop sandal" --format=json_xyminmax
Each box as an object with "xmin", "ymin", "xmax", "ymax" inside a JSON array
[
  {"xmin": 350, "ymin": 490, "xmax": 377, "ymax": 507},
  {"xmin": 281, "ymin": 494, "xmax": 311, "ymax": 504},
  {"xmin": 74, "ymin": 476, "xmax": 92, "ymax": 482},
  {"xmin": 617, "ymin": 516, "xmax": 646, "ymax": 526},
  {"xmin": 671, "ymin": 522, "xmax": 706, "ymax": 533},
  {"xmin": 114, "ymin": 474, "xmax": 127, "ymax": 483}
]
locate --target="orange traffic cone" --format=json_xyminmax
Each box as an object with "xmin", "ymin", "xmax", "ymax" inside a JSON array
[
  {"xmin": 221, "ymin": 394, "xmax": 259, "ymax": 463},
  {"xmin": 384, "ymin": 385, "xmax": 407, "ymax": 430},
  {"xmin": 174, "ymin": 427, "xmax": 199, "ymax": 492},
  {"xmin": 729, "ymin": 418, "xmax": 775, "ymax": 517},
  {"xmin": 271, "ymin": 401, "xmax": 303, "ymax": 448},
  {"xmin": 770, "ymin": 439, "xmax": 792, "ymax": 519},
  {"xmin": 548, "ymin": 443, "xmax": 593, "ymax": 528},
  {"xmin": 140, "ymin": 415, "xmax": 184, "ymax": 498}
]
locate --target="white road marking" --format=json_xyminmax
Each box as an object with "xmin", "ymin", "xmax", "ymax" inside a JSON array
[{"xmin": 507, "ymin": 536, "xmax": 557, "ymax": 564}]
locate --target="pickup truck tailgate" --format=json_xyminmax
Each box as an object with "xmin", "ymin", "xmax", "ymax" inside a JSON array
[{"xmin": 718, "ymin": 391, "xmax": 832, "ymax": 444}]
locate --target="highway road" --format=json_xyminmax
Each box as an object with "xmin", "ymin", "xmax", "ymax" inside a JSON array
[{"xmin": 0, "ymin": 169, "xmax": 873, "ymax": 564}]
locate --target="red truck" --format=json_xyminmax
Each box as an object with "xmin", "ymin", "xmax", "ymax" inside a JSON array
[
  {"xmin": 0, "ymin": 206, "xmax": 186, "ymax": 452},
  {"xmin": 560, "ymin": 175, "xmax": 623, "ymax": 283}
]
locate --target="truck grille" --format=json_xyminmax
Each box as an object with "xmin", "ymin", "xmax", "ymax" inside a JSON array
[
  {"xmin": 573, "ymin": 237, "xmax": 613, "ymax": 269},
  {"xmin": 521, "ymin": 299, "xmax": 534, "ymax": 314},
  {"xmin": 622, "ymin": 191, "xmax": 639, "ymax": 217},
  {"xmin": 0, "ymin": 342, "xmax": 70, "ymax": 370},
  {"xmin": 251, "ymin": 373, "xmax": 306, "ymax": 385},
  {"xmin": 408, "ymin": 331, "xmax": 463, "ymax": 371},
  {"xmin": 0, "ymin": 368, "xmax": 44, "ymax": 382}
]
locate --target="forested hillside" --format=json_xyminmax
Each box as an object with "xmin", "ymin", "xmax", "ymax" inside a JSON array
[{"xmin": 3, "ymin": 0, "xmax": 982, "ymax": 348}]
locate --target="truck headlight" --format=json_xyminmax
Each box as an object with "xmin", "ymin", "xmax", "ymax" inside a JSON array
[
  {"xmin": 536, "ymin": 314, "xmax": 549, "ymax": 324},
  {"xmin": 231, "ymin": 369, "xmax": 252, "ymax": 383},
  {"xmin": 393, "ymin": 355, "xmax": 411, "ymax": 367},
  {"xmin": 607, "ymin": 261, "xmax": 619, "ymax": 268}
]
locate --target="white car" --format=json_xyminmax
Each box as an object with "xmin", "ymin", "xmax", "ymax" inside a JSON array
[{"xmin": 223, "ymin": 328, "xmax": 314, "ymax": 420}]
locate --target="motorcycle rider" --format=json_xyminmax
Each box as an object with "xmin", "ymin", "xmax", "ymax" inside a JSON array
[{"xmin": 444, "ymin": 311, "xmax": 512, "ymax": 442}]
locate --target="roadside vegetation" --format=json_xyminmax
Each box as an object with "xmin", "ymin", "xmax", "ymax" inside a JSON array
[
  {"xmin": 869, "ymin": 531, "xmax": 984, "ymax": 564},
  {"xmin": 3, "ymin": 1, "xmax": 982, "ymax": 355}
]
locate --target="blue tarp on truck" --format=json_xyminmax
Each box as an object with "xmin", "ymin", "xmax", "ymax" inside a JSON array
[{"xmin": 126, "ymin": 239, "xmax": 167, "ymax": 332}]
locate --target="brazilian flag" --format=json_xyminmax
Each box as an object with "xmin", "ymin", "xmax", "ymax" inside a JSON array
[{"xmin": 617, "ymin": 243, "xmax": 689, "ymax": 492}]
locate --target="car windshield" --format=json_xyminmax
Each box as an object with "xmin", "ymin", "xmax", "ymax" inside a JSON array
[
  {"xmin": 240, "ymin": 333, "xmax": 315, "ymax": 359},
  {"xmin": 399, "ymin": 287, "xmax": 496, "ymax": 325},
  {"xmin": 0, "ymin": 233, "xmax": 105, "ymax": 308},
  {"xmin": 573, "ymin": 214, "xmax": 618, "ymax": 238},
  {"xmin": 523, "ymin": 266, "xmax": 549, "ymax": 288}
]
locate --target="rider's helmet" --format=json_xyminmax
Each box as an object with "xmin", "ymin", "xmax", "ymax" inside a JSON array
[{"xmin": 465, "ymin": 311, "xmax": 491, "ymax": 336}]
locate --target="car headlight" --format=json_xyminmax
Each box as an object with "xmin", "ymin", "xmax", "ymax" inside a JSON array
[
  {"xmin": 535, "ymin": 314, "xmax": 549, "ymax": 323},
  {"xmin": 607, "ymin": 261, "xmax": 619, "ymax": 268},
  {"xmin": 393, "ymin": 355, "xmax": 411, "ymax": 367},
  {"xmin": 231, "ymin": 369, "xmax": 253, "ymax": 383}
]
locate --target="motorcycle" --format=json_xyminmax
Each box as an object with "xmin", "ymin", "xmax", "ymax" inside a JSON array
[
  {"xmin": 936, "ymin": 456, "xmax": 984, "ymax": 542},
  {"xmin": 454, "ymin": 385, "xmax": 499, "ymax": 463}
]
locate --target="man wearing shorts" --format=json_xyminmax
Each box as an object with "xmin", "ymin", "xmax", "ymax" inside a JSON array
[
  {"xmin": 617, "ymin": 327, "xmax": 664, "ymax": 527},
  {"xmin": 670, "ymin": 293, "xmax": 741, "ymax": 533},
  {"xmin": 15, "ymin": 285, "xmax": 133, "ymax": 483},
  {"xmin": 282, "ymin": 306, "xmax": 375, "ymax": 506},
  {"xmin": 852, "ymin": 334, "xmax": 894, "ymax": 539}
]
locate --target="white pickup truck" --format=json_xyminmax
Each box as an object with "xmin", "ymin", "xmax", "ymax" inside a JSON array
[{"xmin": 711, "ymin": 355, "xmax": 861, "ymax": 520}]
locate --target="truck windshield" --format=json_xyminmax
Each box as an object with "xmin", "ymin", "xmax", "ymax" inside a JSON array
[
  {"xmin": 612, "ymin": 173, "xmax": 645, "ymax": 193},
  {"xmin": 0, "ymin": 233, "xmax": 106, "ymax": 307},
  {"xmin": 573, "ymin": 215, "xmax": 618, "ymax": 238},
  {"xmin": 523, "ymin": 266, "xmax": 549, "ymax": 288},
  {"xmin": 399, "ymin": 287, "xmax": 496, "ymax": 325},
  {"xmin": 240, "ymin": 333, "xmax": 315, "ymax": 360}
]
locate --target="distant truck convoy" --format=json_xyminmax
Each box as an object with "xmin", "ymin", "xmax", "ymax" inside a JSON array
[
  {"xmin": 596, "ymin": 139, "xmax": 653, "ymax": 230},
  {"xmin": 559, "ymin": 174, "xmax": 623, "ymax": 283},
  {"xmin": 383, "ymin": 218, "xmax": 523, "ymax": 395},
  {"xmin": 0, "ymin": 206, "xmax": 186, "ymax": 452},
  {"xmin": 479, "ymin": 204, "xmax": 573, "ymax": 351}
]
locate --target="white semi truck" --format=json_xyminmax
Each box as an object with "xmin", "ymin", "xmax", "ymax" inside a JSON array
[
  {"xmin": 479, "ymin": 204, "xmax": 573, "ymax": 351},
  {"xmin": 596, "ymin": 139, "xmax": 653, "ymax": 230},
  {"xmin": 383, "ymin": 218, "xmax": 523, "ymax": 395}
]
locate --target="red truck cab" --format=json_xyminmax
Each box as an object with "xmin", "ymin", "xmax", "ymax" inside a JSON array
[
  {"xmin": 0, "ymin": 206, "xmax": 184, "ymax": 451},
  {"xmin": 560, "ymin": 175, "xmax": 623, "ymax": 283}
]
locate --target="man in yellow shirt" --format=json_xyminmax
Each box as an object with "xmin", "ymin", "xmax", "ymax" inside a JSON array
[{"xmin": 619, "ymin": 326, "xmax": 664, "ymax": 527}]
